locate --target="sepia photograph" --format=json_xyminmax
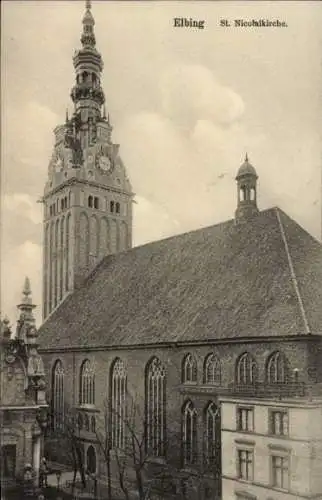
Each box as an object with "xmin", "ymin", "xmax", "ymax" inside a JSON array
[{"xmin": 1, "ymin": 1, "xmax": 322, "ymax": 499}]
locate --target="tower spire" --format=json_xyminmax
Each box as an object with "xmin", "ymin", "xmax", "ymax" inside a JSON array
[{"xmin": 81, "ymin": 0, "xmax": 96, "ymax": 47}]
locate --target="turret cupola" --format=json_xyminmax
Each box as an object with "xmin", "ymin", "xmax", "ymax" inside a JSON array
[{"xmin": 235, "ymin": 154, "xmax": 259, "ymax": 222}]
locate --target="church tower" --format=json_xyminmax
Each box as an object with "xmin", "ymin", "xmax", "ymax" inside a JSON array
[
  {"xmin": 235, "ymin": 154, "xmax": 259, "ymax": 222},
  {"xmin": 42, "ymin": 1, "xmax": 133, "ymax": 320}
]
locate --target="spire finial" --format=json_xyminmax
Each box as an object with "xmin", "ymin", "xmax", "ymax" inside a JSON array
[
  {"xmin": 245, "ymin": 152, "xmax": 249, "ymax": 162},
  {"xmin": 66, "ymin": 109, "xmax": 69, "ymax": 123},
  {"xmin": 103, "ymin": 105, "xmax": 106, "ymax": 120},
  {"xmin": 86, "ymin": 0, "xmax": 92, "ymax": 11},
  {"xmin": 23, "ymin": 276, "xmax": 31, "ymax": 298}
]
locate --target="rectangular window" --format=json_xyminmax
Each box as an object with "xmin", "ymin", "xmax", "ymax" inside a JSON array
[
  {"xmin": 270, "ymin": 410, "xmax": 288, "ymax": 436},
  {"xmin": 237, "ymin": 449, "xmax": 253, "ymax": 481},
  {"xmin": 237, "ymin": 407, "xmax": 254, "ymax": 432},
  {"xmin": 271, "ymin": 455, "xmax": 289, "ymax": 489}
]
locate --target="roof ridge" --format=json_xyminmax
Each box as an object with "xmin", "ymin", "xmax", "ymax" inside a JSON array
[{"xmin": 275, "ymin": 208, "xmax": 311, "ymax": 334}]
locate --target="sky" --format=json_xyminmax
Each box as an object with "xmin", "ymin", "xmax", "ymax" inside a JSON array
[{"xmin": 1, "ymin": 0, "xmax": 322, "ymax": 327}]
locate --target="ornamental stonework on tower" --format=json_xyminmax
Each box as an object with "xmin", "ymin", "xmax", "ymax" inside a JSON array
[{"xmin": 42, "ymin": 0, "xmax": 133, "ymax": 320}]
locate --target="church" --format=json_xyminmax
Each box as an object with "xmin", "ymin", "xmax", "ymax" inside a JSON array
[{"xmin": 38, "ymin": 2, "xmax": 322, "ymax": 500}]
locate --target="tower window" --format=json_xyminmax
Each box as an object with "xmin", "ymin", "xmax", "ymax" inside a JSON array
[
  {"xmin": 94, "ymin": 197, "xmax": 99, "ymax": 210},
  {"xmin": 110, "ymin": 201, "xmax": 115, "ymax": 213},
  {"xmin": 61, "ymin": 199, "xmax": 64, "ymax": 211},
  {"xmin": 65, "ymin": 196, "xmax": 68, "ymax": 209},
  {"xmin": 115, "ymin": 202, "xmax": 120, "ymax": 214},
  {"xmin": 240, "ymin": 186, "xmax": 247, "ymax": 201},
  {"xmin": 88, "ymin": 195, "xmax": 93, "ymax": 208},
  {"xmin": 250, "ymin": 188, "xmax": 255, "ymax": 201}
]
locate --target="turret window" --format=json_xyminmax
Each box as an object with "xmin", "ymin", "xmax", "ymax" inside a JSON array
[
  {"xmin": 88, "ymin": 195, "xmax": 93, "ymax": 208},
  {"xmin": 94, "ymin": 197, "xmax": 99, "ymax": 209},
  {"xmin": 115, "ymin": 202, "xmax": 120, "ymax": 214},
  {"xmin": 110, "ymin": 201, "xmax": 115, "ymax": 213}
]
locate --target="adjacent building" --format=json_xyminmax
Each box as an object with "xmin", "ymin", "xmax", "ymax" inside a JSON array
[
  {"xmin": 0, "ymin": 279, "xmax": 48, "ymax": 496},
  {"xmin": 37, "ymin": 2, "xmax": 322, "ymax": 499}
]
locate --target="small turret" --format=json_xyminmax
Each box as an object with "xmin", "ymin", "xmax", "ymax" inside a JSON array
[{"xmin": 235, "ymin": 154, "xmax": 259, "ymax": 223}]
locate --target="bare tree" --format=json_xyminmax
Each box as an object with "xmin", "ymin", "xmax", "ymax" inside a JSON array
[
  {"xmin": 94, "ymin": 395, "xmax": 181, "ymax": 500},
  {"xmin": 45, "ymin": 406, "xmax": 87, "ymax": 493}
]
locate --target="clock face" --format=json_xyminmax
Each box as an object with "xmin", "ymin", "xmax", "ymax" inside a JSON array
[{"xmin": 99, "ymin": 155, "xmax": 111, "ymax": 172}]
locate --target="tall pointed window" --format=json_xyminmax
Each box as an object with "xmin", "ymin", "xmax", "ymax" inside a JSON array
[
  {"xmin": 146, "ymin": 357, "xmax": 166, "ymax": 457},
  {"xmin": 204, "ymin": 402, "xmax": 220, "ymax": 467},
  {"xmin": 204, "ymin": 353, "xmax": 221, "ymax": 385},
  {"xmin": 79, "ymin": 360, "xmax": 95, "ymax": 405},
  {"xmin": 236, "ymin": 353, "xmax": 257, "ymax": 385},
  {"xmin": 52, "ymin": 360, "xmax": 64, "ymax": 429},
  {"xmin": 182, "ymin": 400, "xmax": 197, "ymax": 465},
  {"xmin": 182, "ymin": 353, "xmax": 197, "ymax": 383},
  {"xmin": 267, "ymin": 351, "xmax": 288, "ymax": 384},
  {"xmin": 111, "ymin": 358, "xmax": 127, "ymax": 449}
]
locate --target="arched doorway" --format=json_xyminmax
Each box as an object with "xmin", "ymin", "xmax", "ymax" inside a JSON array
[{"xmin": 86, "ymin": 445, "xmax": 96, "ymax": 474}]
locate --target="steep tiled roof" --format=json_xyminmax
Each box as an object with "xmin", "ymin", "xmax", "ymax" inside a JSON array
[{"xmin": 39, "ymin": 208, "xmax": 322, "ymax": 350}]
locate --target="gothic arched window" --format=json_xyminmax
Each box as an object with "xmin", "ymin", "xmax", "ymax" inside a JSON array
[
  {"xmin": 146, "ymin": 357, "xmax": 166, "ymax": 457},
  {"xmin": 182, "ymin": 400, "xmax": 197, "ymax": 465},
  {"xmin": 267, "ymin": 351, "xmax": 288, "ymax": 384},
  {"xmin": 52, "ymin": 360, "xmax": 64, "ymax": 429},
  {"xmin": 79, "ymin": 360, "xmax": 95, "ymax": 405},
  {"xmin": 204, "ymin": 402, "xmax": 220, "ymax": 466},
  {"xmin": 111, "ymin": 358, "xmax": 127, "ymax": 449},
  {"xmin": 236, "ymin": 353, "xmax": 257, "ymax": 385},
  {"xmin": 182, "ymin": 354, "xmax": 197, "ymax": 383},
  {"xmin": 204, "ymin": 353, "xmax": 221, "ymax": 385}
]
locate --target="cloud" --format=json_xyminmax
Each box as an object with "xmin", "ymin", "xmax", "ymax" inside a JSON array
[
  {"xmin": 4, "ymin": 101, "xmax": 58, "ymax": 166},
  {"xmin": 118, "ymin": 66, "xmax": 266, "ymax": 237},
  {"xmin": 2, "ymin": 193, "xmax": 43, "ymax": 225},
  {"xmin": 160, "ymin": 64, "xmax": 245, "ymax": 130}
]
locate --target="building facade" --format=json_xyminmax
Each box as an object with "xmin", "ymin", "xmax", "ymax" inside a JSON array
[
  {"xmin": 38, "ymin": 2, "xmax": 322, "ymax": 500},
  {"xmin": 0, "ymin": 279, "xmax": 48, "ymax": 496},
  {"xmin": 221, "ymin": 395, "xmax": 322, "ymax": 500}
]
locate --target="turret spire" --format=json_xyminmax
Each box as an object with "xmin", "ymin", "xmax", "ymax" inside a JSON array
[{"xmin": 16, "ymin": 277, "xmax": 37, "ymax": 341}]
